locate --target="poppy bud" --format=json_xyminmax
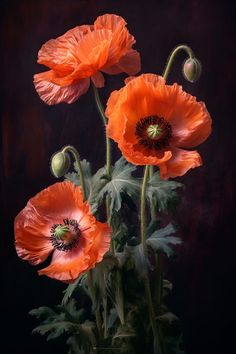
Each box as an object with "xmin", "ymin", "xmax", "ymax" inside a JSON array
[
  {"xmin": 182, "ymin": 58, "xmax": 202, "ymax": 83},
  {"xmin": 51, "ymin": 151, "xmax": 71, "ymax": 178}
]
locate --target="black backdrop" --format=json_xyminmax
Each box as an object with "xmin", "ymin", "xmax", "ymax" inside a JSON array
[{"xmin": 1, "ymin": 1, "xmax": 235, "ymax": 353}]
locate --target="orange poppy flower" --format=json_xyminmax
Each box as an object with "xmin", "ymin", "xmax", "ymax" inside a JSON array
[
  {"xmin": 106, "ymin": 74, "xmax": 212, "ymax": 179},
  {"xmin": 14, "ymin": 181, "xmax": 111, "ymax": 282},
  {"xmin": 34, "ymin": 14, "xmax": 141, "ymax": 105}
]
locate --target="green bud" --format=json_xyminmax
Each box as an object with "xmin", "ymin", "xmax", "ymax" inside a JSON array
[
  {"xmin": 51, "ymin": 151, "xmax": 71, "ymax": 178},
  {"xmin": 182, "ymin": 58, "xmax": 202, "ymax": 83}
]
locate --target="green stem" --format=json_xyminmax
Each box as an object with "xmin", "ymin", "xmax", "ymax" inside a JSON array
[
  {"xmin": 155, "ymin": 252, "xmax": 163, "ymax": 310},
  {"xmin": 140, "ymin": 165, "xmax": 162, "ymax": 354},
  {"xmin": 87, "ymin": 270, "xmax": 103, "ymax": 339},
  {"xmin": 92, "ymin": 84, "xmax": 115, "ymax": 254},
  {"xmin": 140, "ymin": 165, "xmax": 150, "ymax": 257},
  {"xmin": 62, "ymin": 145, "xmax": 87, "ymax": 200},
  {"xmin": 92, "ymin": 84, "xmax": 111, "ymax": 177},
  {"xmin": 162, "ymin": 44, "xmax": 195, "ymax": 80}
]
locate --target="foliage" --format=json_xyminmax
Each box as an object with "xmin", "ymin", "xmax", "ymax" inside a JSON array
[
  {"xmin": 30, "ymin": 299, "xmax": 96, "ymax": 353},
  {"xmin": 146, "ymin": 223, "xmax": 182, "ymax": 257},
  {"xmin": 97, "ymin": 157, "xmax": 140, "ymax": 215},
  {"xmin": 146, "ymin": 171, "xmax": 183, "ymax": 213}
]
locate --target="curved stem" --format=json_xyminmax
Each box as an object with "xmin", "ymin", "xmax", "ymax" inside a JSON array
[
  {"xmin": 92, "ymin": 84, "xmax": 112, "ymax": 177},
  {"xmin": 62, "ymin": 145, "xmax": 87, "ymax": 200},
  {"xmin": 140, "ymin": 165, "xmax": 162, "ymax": 354},
  {"xmin": 162, "ymin": 44, "xmax": 195, "ymax": 81}
]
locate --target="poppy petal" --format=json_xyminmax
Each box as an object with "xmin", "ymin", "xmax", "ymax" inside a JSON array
[
  {"xmin": 86, "ymin": 222, "xmax": 111, "ymax": 267},
  {"xmin": 94, "ymin": 14, "xmax": 126, "ymax": 31},
  {"xmin": 102, "ymin": 49, "xmax": 141, "ymax": 75},
  {"xmin": 95, "ymin": 14, "xmax": 136, "ymax": 67},
  {"xmin": 106, "ymin": 74, "xmax": 166, "ymax": 143},
  {"xmin": 38, "ymin": 222, "xmax": 111, "ymax": 282},
  {"xmin": 37, "ymin": 25, "xmax": 92, "ymax": 71},
  {"xmin": 38, "ymin": 247, "xmax": 91, "ymax": 282},
  {"xmin": 34, "ymin": 72, "xmax": 90, "ymax": 105},
  {"xmin": 118, "ymin": 139, "xmax": 172, "ymax": 166},
  {"xmin": 14, "ymin": 206, "xmax": 54, "ymax": 265},
  {"xmin": 159, "ymin": 147, "xmax": 202, "ymax": 179},
  {"xmin": 76, "ymin": 29, "xmax": 112, "ymax": 70},
  {"xmin": 167, "ymin": 84, "xmax": 212, "ymax": 148}
]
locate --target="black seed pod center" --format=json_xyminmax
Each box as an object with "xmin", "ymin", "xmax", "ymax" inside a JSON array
[
  {"xmin": 135, "ymin": 116, "xmax": 172, "ymax": 150},
  {"xmin": 50, "ymin": 218, "xmax": 81, "ymax": 252}
]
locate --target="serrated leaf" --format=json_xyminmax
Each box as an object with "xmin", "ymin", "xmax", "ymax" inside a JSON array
[
  {"xmin": 157, "ymin": 312, "xmax": 178, "ymax": 324},
  {"xmin": 110, "ymin": 212, "xmax": 129, "ymax": 244},
  {"xmin": 166, "ymin": 334, "xmax": 185, "ymax": 354},
  {"xmin": 62, "ymin": 274, "xmax": 88, "ymax": 305},
  {"xmin": 32, "ymin": 321, "xmax": 80, "ymax": 341},
  {"xmin": 67, "ymin": 321, "xmax": 96, "ymax": 354},
  {"xmin": 107, "ymin": 308, "xmax": 118, "ymax": 331},
  {"xmin": 146, "ymin": 171, "xmax": 183, "ymax": 214},
  {"xmin": 122, "ymin": 243, "xmax": 149, "ymax": 278},
  {"xmin": 146, "ymin": 224, "xmax": 182, "ymax": 257},
  {"xmin": 29, "ymin": 307, "xmax": 56, "ymax": 321},
  {"xmin": 163, "ymin": 279, "xmax": 173, "ymax": 297},
  {"xmin": 97, "ymin": 157, "xmax": 140, "ymax": 214},
  {"xmin": 92, "ymin": 253, "xmax": 118, "ymax": 298}
]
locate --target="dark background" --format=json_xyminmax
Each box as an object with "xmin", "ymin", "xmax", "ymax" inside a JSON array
[{"xmin": 1, "ymin": 0, "xmax": 235, "ymax": 353}]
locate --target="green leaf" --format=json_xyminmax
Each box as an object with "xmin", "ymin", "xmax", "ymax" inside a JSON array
[
  {"xmin": 157, "ymin": 312, "xmax": 178, "ymax": 324},
  {"xmin": 62, "ymin": 274, "xmax": 88, "ymax": 305},
  {"xmin": 146, "ymin": 224, "xmax": 182, "ymax": 257},
  {"xmin": 110, "ymin": 211, "xmax": 129, "ymax": 245},
  {"xmin": 29, "ymin": 307, "xmax": 56, "ymax": 322},
  {"xmin": 163, "ymin": 279, "xmax": 173, "ymax": 297},
  {"xmin": 67, "ymin": 321, "xmax": 96, "ymax": 354},
  {"xmin": 97, "ymin": 157, "xmax": 140, "ymax": 214},
  {"xmin": 146, "ymin": 171, "xmax": 183, "ymax": 213},
  {"xmin": 120, "ymin": 244, "xmax": 149, "ymax": 278},
  {"xmin": 32, "ymin": 321, "xmax": 80, "ymax": 341},
  {"xmin": 107, "ymin": 308, "xmax": 118, "ymax": 331},
  {"xmin": 166, "ymin": 334, "xmax": 185, "ymax": 354}
]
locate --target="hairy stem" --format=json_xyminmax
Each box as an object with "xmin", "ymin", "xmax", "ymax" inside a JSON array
[
  {"xmin": 92, "ymin": 84, "xmax": 111, "ymax": 177},
  {"xmin": 62, "ymin": 145, "xmax": 87, "ymax": 200},
  {"xmin": 140, "ymin": 165, "xmax": 162, "ymax": 354},
  {"xmin": 162, "ymin": 44, "xmax": 195, "ymax": 80}
]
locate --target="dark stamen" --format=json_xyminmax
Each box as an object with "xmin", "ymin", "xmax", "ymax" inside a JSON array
[
  {"xmin": 50, "ymin": 218, "xmax": 81, "ymax": 252},
  {"xmin": 135, "ymin": 116, "xmax": 172, "ymax": 150}
]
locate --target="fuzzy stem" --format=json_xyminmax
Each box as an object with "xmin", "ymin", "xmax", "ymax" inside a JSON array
[
  {"xmin": 92, "ymin": 84, "xmax": 115, "ymax": 253},
  {"xmin": 140, "ymin": 165, "xmax": 162, "ymax": 354},
  {"xmin": 162, "ymin": 44, "xmax": 195, "ymax": 80},
  {"xmin": 92, "ymin": 84, "xmax": 111, "ymax": 177},
  {"xmin": 61, "ymin": 145, "xmax": 87, "ymax": 200}
]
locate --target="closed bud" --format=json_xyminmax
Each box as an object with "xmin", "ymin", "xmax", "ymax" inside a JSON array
[
  {"xmin": 51, "ymin": 151, "xmax": 71, "ymax": 178},
  {"xmin": 182, "ymin": 58, "xmax": 202, "ymax": 83}
]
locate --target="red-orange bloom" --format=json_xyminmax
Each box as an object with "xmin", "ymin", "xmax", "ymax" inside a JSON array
[
  {"xmin": 34, "ymin": 14, "xmax": 141, "ymax": 105},
  {"xmin": 14, "ymin": 181, "xmax": 111, "ymax": 282},
  {"xmin": 106, "ymin": 74, "xmax": 212, "ymax": 179}
]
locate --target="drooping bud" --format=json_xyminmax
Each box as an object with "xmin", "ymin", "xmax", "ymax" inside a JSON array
[
  {"xmin": 51, "ymin": 151, "xmax": 71, "ymax": 178},
  {"xmin": 182, "ymin": 58, "xmax": 202, "ymax": 83}
]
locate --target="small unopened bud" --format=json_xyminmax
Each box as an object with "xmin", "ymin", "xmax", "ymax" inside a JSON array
[
  {"xmin": 182, "ymin": 58, "xmax": 202, "ymax": 83},
  {"xmin": 51, "ymin": 151, "xmax": 71, "ymax": 178}
]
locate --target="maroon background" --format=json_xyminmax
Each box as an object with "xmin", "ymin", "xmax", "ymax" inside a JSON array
[{"xmin": 1, "ymin": 1, "xmax": 235, "ymax": 353}]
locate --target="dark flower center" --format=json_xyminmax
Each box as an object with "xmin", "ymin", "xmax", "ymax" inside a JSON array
[
  {"xmin": 135, "ymin": 116, "xmax": 172, "ymax": 150},
  {"xmin": 50, "ymin": 218, "xmax": 81, "ymax": 252}
]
